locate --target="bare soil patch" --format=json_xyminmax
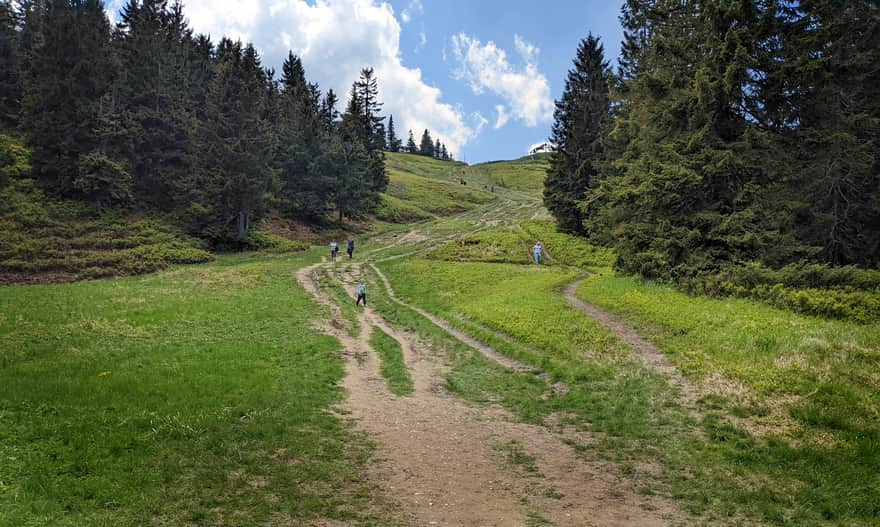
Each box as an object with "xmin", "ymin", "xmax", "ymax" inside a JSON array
[{"xmin": 297, "ymin": 263, "xmax": 684, "ymax": 526}]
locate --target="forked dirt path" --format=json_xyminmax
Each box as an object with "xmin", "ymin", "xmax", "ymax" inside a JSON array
[
  {"xmin": 368, "ymin": 263, "xmax": 537, "ymax": 374},
  {"xmin": 562, "ymin": 280, "xmax": 677, "ymax": 377},
  {"xmin": 297, "ymin": 262, "xmax": 683, "ymax": 526}
]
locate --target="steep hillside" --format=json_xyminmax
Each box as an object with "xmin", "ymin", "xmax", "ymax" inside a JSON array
[
  {"xmin": 377, "ymin": 153, "xmax": 495, "ymax": 223},
  {"xmin": 467, "ymin": 156, "xmax": 549, "ymax": 195},
  {"xmin": 0, "ymin": 178, "xmax": 214, "ymax": 284}
]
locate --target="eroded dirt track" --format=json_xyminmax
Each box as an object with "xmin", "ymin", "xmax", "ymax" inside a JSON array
[{"xmin": 297, "ymin": 263, "xmax": 682, "ymax": 527}]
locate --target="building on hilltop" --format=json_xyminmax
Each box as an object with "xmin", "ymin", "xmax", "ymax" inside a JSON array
[{"xmin": 528, "ymin": 141, "xmax": 557, "ymax": 156}]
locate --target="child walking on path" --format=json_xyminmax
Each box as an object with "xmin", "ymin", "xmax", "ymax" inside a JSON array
[
  {"xmin": 330, "ymin": 241, "xmax": 339, "ymax": 262},
  {"xmin": 533, "ymin": 242, "xmax": 543, "ymax": 264},
  {"xmin": 355, "ymin": 282, "xmax": 366, "ymax": 306},
  {"xmin": 347, "ymin": 238, "xmax": 355, "ymax": 259}
]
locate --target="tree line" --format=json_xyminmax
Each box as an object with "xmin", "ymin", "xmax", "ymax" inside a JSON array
[
  {"xmin": 385, "ymin": 121, "xmax": 452, "ymax": 161},
  {"xmin": 0, "ymin": 0, "xmax": 392, "ymax": 242},
  {"xmin": 544, "ymin": 0, "xmax": 879, "ymax": 281}
]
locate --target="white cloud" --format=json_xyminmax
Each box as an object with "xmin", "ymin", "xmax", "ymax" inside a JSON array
[
  {"xmin": 494, "ymin": 105, "xmax": 509, "ymax": 129},
  {"xmin": 105, "ymin": 0, "xmax": 473, "ymax": 153},
  {"xmin": 400, "ymin": 0, "xmax": 423, "ymax": 24},
  {"xmin": 472, "ymin": 111, "xmax": 489, "ymax": 136},
  {"xmin": 450, "ymin": 33, "xmax": 554, "ymax": 127}
]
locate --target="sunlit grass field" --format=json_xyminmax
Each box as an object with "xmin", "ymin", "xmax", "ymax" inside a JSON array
[
  {"xmin": 375, "ymin": 229, "xmax": 880, "ymax": 525},
  {"xmin": 468, "ymin": 157, "xmax": 550, "ymax": 195},
  {"xmin": 0, "ymin": 252, "xmax": 384, "ymax": 526}
]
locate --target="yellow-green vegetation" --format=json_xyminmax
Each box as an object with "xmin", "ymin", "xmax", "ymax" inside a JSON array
[
  {"xmin": 377, "ymin": 168, "xmax": 495, "ymax": 222},
  {"xmin": 426, "ymin": 227, "xmax": 531, "ymax": 264},
  {"xmin": 519, "ymin": 220, "xmax": 615, "ymax": 268},
  {"xmin": 0, "ymin": 134, "xmax": 31, "ymax": 187},
  {"xmin": 426, "ymin": 220, "xmax": 614, "ymax": 268},
  {"xmin": 385, "ymin": 151, "xmax": 466, "ymax": 181},
  {"xmin": 0, "ymin": 251, "xmax": 385, "ymax": 525},
  {"xmin": 374, "ymin": 221, "xmax": 880, "ymax": 525},
  {"xmin": 369, "ymin": 327, "xmax": 413, "ymax": 396},
  {"xmin": 688, "ymin": 262, "xmax": 880, "ymax": 324},
  {"xmin": 375, "ymin": 193, "xmax": 434, "ymax": 223},
  {"xmin": 575, "ymin": 274, "xmax": 880, "ymax": 524},
  {"xmin": 468, "ymin": 157, "xmax": 549, "ymax": 195},
  {"xmin": 0, "ymin": 179, "xmax": 213, "ymax": 283}
]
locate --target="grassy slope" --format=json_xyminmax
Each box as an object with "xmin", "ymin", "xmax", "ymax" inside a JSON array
[
  {"xmin": 427, "ymin": 219, "xmax": 614, "ymax": 268},
  {"xmin": 576, "ymin": 274, "xmax": 880, "ymax": 522},
  {"xmin": 0, "ymin": 179, "xmax": 214, "ymax": 283},
  {"xmin": 377, "ymin": 221, "xmax": 880, "ymax": 525},
  {"xmin": 377, "ymin": 153, "xmax": 495, "ymax": 223},
  {"xmin": 0, "ymin": 252, "xmax": 385, "ymax": 526},
  {"xmin": 467, "ymin": 157, "xmax": 550, "ymax": 195}
]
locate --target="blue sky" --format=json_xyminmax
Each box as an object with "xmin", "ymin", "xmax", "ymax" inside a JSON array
[{"xmin": 106, "ymin": 0, "xmax": 625, "ymax": 163}]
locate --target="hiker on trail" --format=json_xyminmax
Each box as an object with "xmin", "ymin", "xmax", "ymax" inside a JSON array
[
  {"xmin": 330, "ymin": 241, "xmax": 339, "ymax": 262},
  {"xmin": 347, "ymin": 238, "xmax": 355, "ymax": 259},
  {"xmin": 355, "ymin": 282, "xmax": 366, "ymax": 306},
  {"xmin": 533, "ymin": 242, "xmax": 543, "ymax": 264}
]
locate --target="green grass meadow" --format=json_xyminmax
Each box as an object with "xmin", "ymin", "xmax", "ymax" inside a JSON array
[
  {"xmin": 373, "ymin": 248, "xmax": 880, "ymax": 525},
  {"xmin": 0, "ymin": 252, "xmax": 384, "ymax": 526}
]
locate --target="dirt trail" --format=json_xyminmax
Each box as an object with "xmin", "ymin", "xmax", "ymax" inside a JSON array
[
  {"xmin": 297, "ymin": 263, "xmax": 682, "ymax": 527},
  {"xmin": 562, "ymin": 280, "xmax": 677, "ymax": 377},
  {"xmin": 369, "ymin": 263, "xmax": 537, "ymax": 374}
]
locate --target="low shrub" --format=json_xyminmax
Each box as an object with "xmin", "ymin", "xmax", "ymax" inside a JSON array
[
  {"xmin": 0, "ymin": 179, "xmax": 214, "ymax": 283},
  {"xmin": 688, "ymin": 262, "xmax": 880, "ymax": 323},
  {"xmin": 232, "ymin": 230, "xmax": 309, "ymax": 253}
]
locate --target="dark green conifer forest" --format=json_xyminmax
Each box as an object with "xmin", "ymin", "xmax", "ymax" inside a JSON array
[
  {"xmin": 0, "ymin": 0, "xmax": 390, "ymax": 243},
  {"xmin": 545, "ymin": 0, "xmax": 879, "ymax": 287}
]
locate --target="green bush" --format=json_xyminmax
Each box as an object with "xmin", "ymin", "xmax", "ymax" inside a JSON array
[
  {"xmin": 233, "ymin": 230, "xmax": 309, "ymax": 253},
  {"xmin": 0, "ymin": 134, "xmax": 32, "ymax": 187},
  {"xmin": 688, "ymin": 262, "xmax": 880, "ymax": 323},
  {"xmin": 73, "ymin": 152, "xmax": 133, "ymax": 207},
  {"xmin": 0, "ymin": 179, "xmax": 214, "ymax": 282}
]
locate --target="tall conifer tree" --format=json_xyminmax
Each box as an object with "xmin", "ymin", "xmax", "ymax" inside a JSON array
[
  {"xmin": 22, "ymin": 0, "xmax": 116, "ymax": 196},
  {"xmin": 543, "ymin": 35, "xmax": 611, "ymax": 234}
]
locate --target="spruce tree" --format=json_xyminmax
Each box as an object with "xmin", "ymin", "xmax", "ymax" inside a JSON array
[
  {"xmin": 386, "ymin": 114, "xmax": 401, "ymax": 152},
  {"xmin": 0, "ymin": 1, "xmax": 20, "ymax": 128},
  {"xmin": 22, "ymin": 0, "xmax": 117, "ymax": 196},
  {"xmin": 114, "ymin": 0, "xmax": 199, "ymax": 210},
  {"xmin": 198, "ymin": 40, "xmax": 273, "ymax": 240},
  {"xmin": 434, "ymin": 138, "xmax": 441, "ymax": 159},
  {"xmin": 319, "ymin": 88, "xmax": 338, "ymax": 131},
  {"xmin": 405, "ymin": 129, "xmax": 417, "ymax": 153},
  {"xmin": 543, "ymin": 35, "xmax": 611, "ymax": 234},
  {"xmin": 276, "ymin": 51, "xmax": 326, "ymax": 218},
  {"xmin": 419, "ymin": 129, "xmax": 434, "ymax": 157},
  {"xmin": 784, "ymin": 0, "xmax": 880, "ymax": 265},
  {"xmin": 354, "ymin": 67, "xmax": 385, "ymax": 152}
]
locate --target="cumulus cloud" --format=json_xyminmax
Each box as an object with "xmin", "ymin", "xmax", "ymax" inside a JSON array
[
  {"xmin": 450, "ymin": 33, "xmax": 554, "ymax": 127},
  {"xmin": 105, "ymin": 0, "xmax": 473, "ymax": 153}
]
